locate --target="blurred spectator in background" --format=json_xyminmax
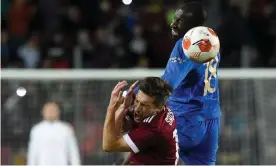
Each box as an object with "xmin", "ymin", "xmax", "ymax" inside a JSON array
[
  {"xmin": 1, "ymin": 0, "xmax": 275, "ymax": 68},
  {"xmin": 217, "ymin": 0, "xmax": 247, "ymax": 67},
  {"xmin": 129, "ymin": 25, "xmax": 148, "ymax": 67},
  {"xmin": 1, "ymin": 0, "xmax": 11, "ymax": 26},
  {"xmin": 90, "ymin": 26, "xmax": 113, "ymax": 68},
  {"xmin": 74, "ymin": 29, "xmax": 94, "ymax": 68},
  {"xmin": 27, "ymin": 101, "xmax": 80, "ymax": 165},
  {"xmin": 1, "ymin": 30, "xmax": 10, "ymax": 67},
  {"xmin": 42, "ymin": 31, "xmax": 69, "ymax": 69},
  {"xmin": 37, "ymin": 0, "xmax": 59, "ymax": 37},
  {"xmin": 248, "ymin": 0, "xmax": 276, "ymax": 67},
  {"xmin": 8, "ymin": 0, "xmax": 33, "ymax": 38},
  {"xmin": 18, "ymin": 33, "xmax": 40, "ymax": 68},
  {"xmin": 76, "ymin": 29, "xmax": 94, "ymax": 68}
]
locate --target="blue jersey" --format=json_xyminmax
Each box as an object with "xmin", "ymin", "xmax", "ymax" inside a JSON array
[{"xmin": 162, "ymin": 38, "xmax": 221, "ymax": 122}]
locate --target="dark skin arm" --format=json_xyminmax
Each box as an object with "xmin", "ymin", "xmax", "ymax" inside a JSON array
[{"xmin": 102, "ymin": 81, "xmax": 139, "ymax": 152}]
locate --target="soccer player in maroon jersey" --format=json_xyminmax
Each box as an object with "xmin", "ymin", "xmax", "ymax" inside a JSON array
[{"xmin": 103, "ymin": 77, "xmax": 179, "ymax": 165}]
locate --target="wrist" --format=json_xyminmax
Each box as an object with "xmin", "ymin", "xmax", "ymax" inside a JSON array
[{"xmin": 107, "ymin": 105, "xmax": 117, "ymax": 112}]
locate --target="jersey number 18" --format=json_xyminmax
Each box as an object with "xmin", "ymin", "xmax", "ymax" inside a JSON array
[{"xmin": 203, "ymin": 56, "xmax": 219, "ymax": 96}]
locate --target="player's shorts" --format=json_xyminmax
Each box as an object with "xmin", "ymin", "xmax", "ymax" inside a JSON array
[{"xmin": 176, "ymin": 117, "xmax": 220, "ymax": 165}]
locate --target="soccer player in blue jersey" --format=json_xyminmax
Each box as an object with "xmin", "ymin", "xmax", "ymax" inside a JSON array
[
  {"xmin": 115, "ymin": 1, "xmax": 221, "ymax": 165},
  {"xmin": 162, "ymin": 1, "xmax": 221, "ymax": 165}
]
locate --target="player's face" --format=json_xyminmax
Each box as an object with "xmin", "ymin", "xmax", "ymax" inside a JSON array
[
  {"xmin": 170, "ymin": 8, "xmax": 187, "ymax": 40},
  {"xmin": 133, "ymin": 91, "xmax": 162, "ymax": 122},
  {"xmin": 42, "ymin": 103, "xmax": 60, "ymax": 121}
]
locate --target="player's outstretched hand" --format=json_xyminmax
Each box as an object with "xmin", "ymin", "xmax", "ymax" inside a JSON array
[
  {"xmin": 123, "ymin": 80, "xmax": 139, "ymax": 108},
  {"xmin": 116, "ymin": 80, "xmax": 139, "ymax": 116},
  {"xmin": 109, "ymin": 81, "xmax": 128, "ymax": 109}
]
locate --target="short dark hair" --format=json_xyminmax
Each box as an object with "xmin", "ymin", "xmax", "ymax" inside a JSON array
[
  {"xmin": 180, "ymin": 0, "xmax": 207, "ymax": 27},
  {"xmin": 139, "ymin": 77, "xmax": 173, "ymax": 107}
]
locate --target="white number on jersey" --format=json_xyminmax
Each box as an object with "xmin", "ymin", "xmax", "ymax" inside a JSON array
[{"xmin": 203, "ymin": 56, "xmax": 219, "ymax": 96}]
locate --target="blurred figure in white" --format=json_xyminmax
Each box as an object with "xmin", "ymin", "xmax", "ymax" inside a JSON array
[{"xmin": 27, "ymin": 101, "xmax": 80, "ymax": 165}]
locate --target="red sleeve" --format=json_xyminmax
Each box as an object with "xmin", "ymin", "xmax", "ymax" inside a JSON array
[{"xmin": 123, "ymin": 125, "xmax": 156, "ymax": 153}]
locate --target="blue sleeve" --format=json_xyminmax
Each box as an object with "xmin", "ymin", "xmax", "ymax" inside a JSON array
[{"xmin": 161, "ymin": 39, "xmax": 196, "ymax": 89}]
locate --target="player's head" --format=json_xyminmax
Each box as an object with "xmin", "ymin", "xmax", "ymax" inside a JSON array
[
  {"xmin": 42, "ymin": 101, "xmax": 61, "ymax": 121},
  {"xmin": 134, "ymin": 77, "xmax": 173, "ymax": 122},
  {"xmin": 171, "ymin": 0, "xmax": 207, "ymax": 40}
]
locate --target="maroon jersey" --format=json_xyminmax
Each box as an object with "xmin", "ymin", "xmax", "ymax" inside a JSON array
[{"xmin": 122, "ymin": 107, "xmax": 179, "ymax": 165}]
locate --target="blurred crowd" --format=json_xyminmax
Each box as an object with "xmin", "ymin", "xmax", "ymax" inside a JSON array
[{"xmin": 1, "ymin": 0, "xmax": 276, "ymax": 69}]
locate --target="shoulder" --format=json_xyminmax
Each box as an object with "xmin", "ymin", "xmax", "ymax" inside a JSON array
[
  {"xmin": 157, "ymin": 108, "xmax": 176, "ymax": 132},
  {"xmin": 175, "ymin": 37, "xmax": 183, "ymax": 46},
  {"xmin": 164, "ymin": 108, "xmax": 175, "ymax": 126},
  {"xmin": 169, "ymin": 37, "xmax": 189, "ymax": 62},
  {"xmin": 31, "ymin": 121, "xmax": 44, "ymax": 131},
  {"xmin": 173, "ymin": 37, "xmax": 183, "ymax": 53},
  {"xmin": 141, "ymin": 108, "xmax": 176, "ymax": 130},
  {"xmin": 30, "ymin": 121, "xmax": 45, "ymax": 137},
  {"xmin": 59, "ymin": 121, "xmax": 75, "ymax": 133}
]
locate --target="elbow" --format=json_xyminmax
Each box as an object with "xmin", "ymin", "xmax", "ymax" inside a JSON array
[
  {"xmin": 102, "ymin": 141, "xmax": 116, "ymax": 152},
  {"xmin": 102, "ymin": 141, "xmax": 110, "ymax": 152},
  {"xmin": 102, "ymin": 146, "xmax": 111, "ymax": 152},
  {"xmin": 102, "ymin": 142, "xmax": 109, "ymax": 152},
  {"xmin": 102, "ymin": 144, "xmax": 112, "ymax": 152}
]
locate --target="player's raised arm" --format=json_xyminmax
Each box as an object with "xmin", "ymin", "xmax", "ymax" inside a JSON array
[
  {"xmin": 103, "ymin": 81, "xmax": 138, "ymax": 152},
  {"xmin": 162, "ymin": 39, "xmax": 198, "ymax": 89}
]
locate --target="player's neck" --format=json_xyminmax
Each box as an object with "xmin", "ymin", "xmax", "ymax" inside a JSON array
[{"xmin": 44, "ymin": 119, "xmax": 59, "ymax": 123}]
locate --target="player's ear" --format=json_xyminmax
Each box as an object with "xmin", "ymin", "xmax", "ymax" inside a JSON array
[
  {"xmin": 155, "ymin": 105, "xmax": 164, "ymax": 111},
  {"xmin": 153, "ymin": 108, "xmax": 160, "ymax": 114}
]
